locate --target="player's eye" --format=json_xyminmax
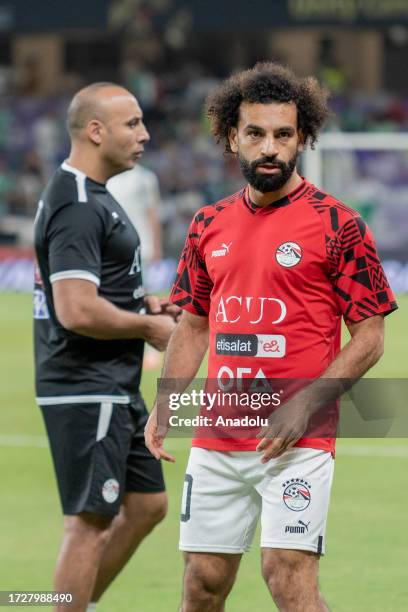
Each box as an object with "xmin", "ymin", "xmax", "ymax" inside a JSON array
[
  {"xmin": 277, "ymin": 131, "xmax": 291, "ymax": 139},
  {"xmin": 247, "ymin": 130, "xmax": 262, "ymax": 139}
]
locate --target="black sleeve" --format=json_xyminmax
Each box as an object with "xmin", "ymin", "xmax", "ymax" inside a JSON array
[{"xmin": 47, "ymin": 203, "xmax": 106, "ymax": 286}]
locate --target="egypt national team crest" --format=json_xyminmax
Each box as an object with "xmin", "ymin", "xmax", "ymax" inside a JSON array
[
  {"xmin": 102, "ymin": 478, "xmax": 120, "ymax": 503},
  {"xmin": 276, "ymin": 242, "xmax": 302, "ymax": 268},
  {"xmin": 282, "ymin": 478, "xmax": 311, "ymax": 511}
]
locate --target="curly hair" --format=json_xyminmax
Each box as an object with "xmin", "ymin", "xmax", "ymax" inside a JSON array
[{"xmin": 205, "ymin": 62, "xmax": 330, "ymax": 152}]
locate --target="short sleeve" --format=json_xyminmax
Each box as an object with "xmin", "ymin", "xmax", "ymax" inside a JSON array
[
  {"xmin": 329, "ymin": 215, "xmax": 398, "ymax": 323},
  {"xmin": 169, "ymin": 214, "xmax": 213, "ymax": 316},
  {"xmin": 48, "ymin": 203, "xmax": 105, "ymax": 286}
]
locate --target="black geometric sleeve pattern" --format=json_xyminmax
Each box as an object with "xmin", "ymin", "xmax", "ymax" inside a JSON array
[
  {"xmin": 310, "ymin": 192, "xmax": 398, "ymax": 324},
  {"xmin": 169, "ymin": 208, "xmax": 215, "ymax": 316}
]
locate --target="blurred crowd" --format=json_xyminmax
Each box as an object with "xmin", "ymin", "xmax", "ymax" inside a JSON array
[{"xmin": 1, "ymin": 63, "xmax": 408, "ymax": 255}]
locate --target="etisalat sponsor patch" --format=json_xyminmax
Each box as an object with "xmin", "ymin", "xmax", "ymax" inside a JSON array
[{"xmin": 215, "ymin": 333, "xmax": 286, "ymax": 358}]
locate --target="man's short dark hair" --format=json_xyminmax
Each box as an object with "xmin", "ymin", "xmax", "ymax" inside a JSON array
[
  {"xmin": 205, "ymin": 62, "xmax": 330, "ymax": 152},
  {"xmin": 67, "ymin": 81, "xmax": 121, "ymax": 137}
]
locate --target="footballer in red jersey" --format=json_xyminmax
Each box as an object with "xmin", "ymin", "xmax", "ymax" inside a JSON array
[
  {"xmin": 145, "ymin": 62, "xmax": 397, "ymax": 612},
  {"xmin": 168, "ymin": 178, "xmax": 396, "ymax": 454}
]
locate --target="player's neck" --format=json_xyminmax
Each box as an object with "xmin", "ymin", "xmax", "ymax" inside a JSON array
[
  {"xmin": 248, "ymin": 171, "xmax": 303, "ymax": 208},
  {"xmin": 66, "ymin": 149, "xmax": 111, "ymax": 185}
]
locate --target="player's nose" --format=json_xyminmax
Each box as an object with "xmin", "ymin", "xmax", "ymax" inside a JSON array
[
  {"xmin": 260, "ymin": 136, "xmax": 278, "ymax": 157},
  {"xmin": 138, "ymin": 122, "xmax": 150, "ymax": 143}
]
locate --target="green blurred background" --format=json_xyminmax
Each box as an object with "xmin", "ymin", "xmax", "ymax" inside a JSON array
[{"xmin": 0, "ymin": 293, "xmax": 407, "ymax": 611}]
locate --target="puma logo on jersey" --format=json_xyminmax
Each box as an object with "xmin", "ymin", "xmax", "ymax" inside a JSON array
[{"xmin": 212, "ymin": 242, "xmax": 232, "ymax": 257}]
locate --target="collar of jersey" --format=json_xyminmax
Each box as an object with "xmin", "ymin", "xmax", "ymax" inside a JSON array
[
  {"xmin": 243, "ymin": 179, "xmax": 307, "ymax": 214},
  {"xmin": 61, "ymin": 161, "xmax": 106, "ymax": 189}
]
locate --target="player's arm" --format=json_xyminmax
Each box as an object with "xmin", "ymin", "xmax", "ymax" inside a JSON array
[
  {"xmin": 47, "ymin": 201, "xmax": 176, "ymax": 349},
  {"xmin": 258, "ymin": 213, "xmax": 397, "ymax": 461},
  {"xmin": 53, "ymin": 278, "xmax": 175, "ymax": 350},
  {"xmin": 257, "ymin": 314, "xmax": 384, "ymax": 461},
  {"xmin": 323, "ymin": 314, "xmax": 384, "ymax": 378},
  {"xmin": 144, "ymin": 310, "xmax": 209, "ymax": 462}
]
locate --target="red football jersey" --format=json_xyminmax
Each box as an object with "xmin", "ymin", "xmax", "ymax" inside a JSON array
[{"xmin": 170, "ymin": 179, "xmax": 397, "ymax": 453}]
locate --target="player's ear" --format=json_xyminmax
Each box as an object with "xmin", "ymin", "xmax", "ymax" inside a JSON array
[
  {"xmin": 86, "ymin": 120, "xmax": 104, "ymax": 145},
  {"xmin": 229, "ymin": 127, "xmax": 238, "ymax": 154}
]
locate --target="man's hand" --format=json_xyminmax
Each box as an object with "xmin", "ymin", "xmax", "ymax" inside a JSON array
[
  {"xmin": 145, "ymin": 310, "xmax": 209, "ymax": 463},
  {"xmin": 144, "ymin": 295, "xmax": 182, "ymax": 322},
  {"xmin": 144, "ymin": 295, "xmax": 162, "ymax": 315},
  {"xmin": 143, "ymin": 314, "xmax": 176, "ymax": 351},
  {"xmin": 256, "ymin": 398, "xmax": 310, "ymax": 462},
  {"xmin": 144, "ymin": 406, "xmax": 175, "ymax": 462},
  {"xmin": 161, "ymin": 302, "xmax": 182, "ymax": 322}
]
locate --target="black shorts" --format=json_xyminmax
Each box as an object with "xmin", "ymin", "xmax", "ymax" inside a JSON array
[{"xmin": 40, "ymin": 397, "xmax": 165, "ymax": 516}]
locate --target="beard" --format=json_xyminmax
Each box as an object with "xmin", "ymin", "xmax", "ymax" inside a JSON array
[{"xmin": 239, "ymin": 151, "xmax": 298, "ymax": 193}]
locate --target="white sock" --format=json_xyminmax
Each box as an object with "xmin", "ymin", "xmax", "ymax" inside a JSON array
[{"xmin": 86, "ymin": 604, "xmax": 97, "ymax": 612}]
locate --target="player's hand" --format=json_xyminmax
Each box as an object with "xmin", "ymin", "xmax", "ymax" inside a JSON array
[
  {"xmin": 144, "ymin": 405, "xmax": 175, "ymax": 463},
  {"xmin": 144, "ymin": 295, "xmax": 182, "ymax": 322},
  {"xmin": 144, "ymin": 314, "xmax": 176, "ymax": 351},
  {"xmin": 160, "ymin": 301, "xmax": 182, "ymax": 322},
  {"xmin": 256, "ymin": 400, "xmax": 309, "ymax": 462},
  {"xmin": 144, "ymin": 294, "xmax": 163, "ymax": 314}
]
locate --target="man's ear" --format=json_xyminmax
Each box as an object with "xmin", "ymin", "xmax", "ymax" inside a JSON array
[
  {"xmin": 229, "ymin": 127, "xmax": 238, "ymax": 154},
  {"xmin": 86, "ymin": 120, "xmax": 103, "ymax": 145}
]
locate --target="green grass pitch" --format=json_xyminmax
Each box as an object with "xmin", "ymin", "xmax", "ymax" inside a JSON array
[{"xmin": 0, "ymin": 293, "xmax": 407, "ymax": 611}]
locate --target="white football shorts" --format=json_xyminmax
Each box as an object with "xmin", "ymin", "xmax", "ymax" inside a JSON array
[{"xmin": 180, "ymin": 447, "xmax": 334, "ymax": 555}]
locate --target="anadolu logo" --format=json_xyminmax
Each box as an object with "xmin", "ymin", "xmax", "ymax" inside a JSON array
[{"xmin": 276, "ymin": 242, "xmax": 302, "ymax": 268}]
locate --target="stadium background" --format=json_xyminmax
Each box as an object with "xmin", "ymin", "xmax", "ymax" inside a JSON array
[{"xmin": 0, "ymin": 1, "xmax": 407, "ymax": 610}]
